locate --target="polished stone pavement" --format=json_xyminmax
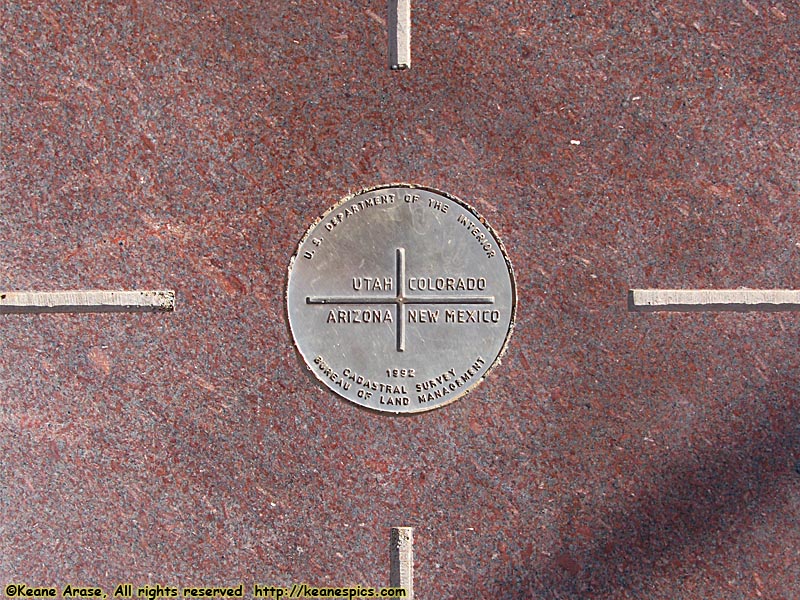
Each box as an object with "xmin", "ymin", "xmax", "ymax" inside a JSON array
[{"xmin": 1, "ymin": 3, "xmax": 798, "ymax": 598}]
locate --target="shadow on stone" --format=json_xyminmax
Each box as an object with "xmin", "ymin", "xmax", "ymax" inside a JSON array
[{"xmin": 499, "ymin": 378, "xmax": 800, "ymax": 598}]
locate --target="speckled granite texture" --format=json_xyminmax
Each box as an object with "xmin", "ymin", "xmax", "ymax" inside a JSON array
[{"xmin": 1, "ymin": 2, "xmax": 799, "ymax": 599}]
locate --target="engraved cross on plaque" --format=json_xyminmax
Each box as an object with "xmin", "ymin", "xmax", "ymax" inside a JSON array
[{"xmin": 306, "ymin": 248, "xmax": 494, "ymax": 352}]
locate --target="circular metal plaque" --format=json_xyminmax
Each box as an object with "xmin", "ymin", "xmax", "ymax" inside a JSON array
[{"xmin": 287, "ymin": 184, "xmax": 516, "ymax": 413}]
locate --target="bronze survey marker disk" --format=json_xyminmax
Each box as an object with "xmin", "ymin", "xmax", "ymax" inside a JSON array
[{"xmin": 287, "ymin": 185, "xmax": 516, "ymax": 413}]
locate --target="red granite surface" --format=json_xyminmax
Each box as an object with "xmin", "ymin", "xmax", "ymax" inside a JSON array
[{"xmin": 1, "ymin": 2, "xmax": 799, "ymax": 599}]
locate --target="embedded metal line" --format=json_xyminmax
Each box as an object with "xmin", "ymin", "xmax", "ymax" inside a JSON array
[{"xmin": 0, "ymin": 290, "xmax": 175, "ymax": 314}]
